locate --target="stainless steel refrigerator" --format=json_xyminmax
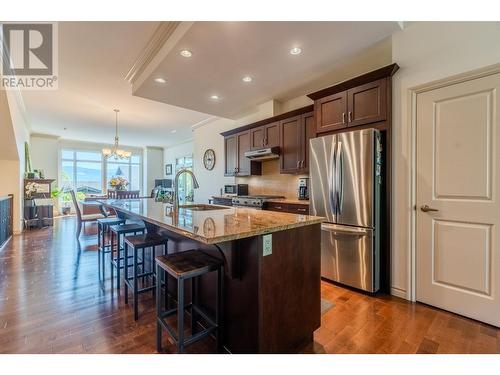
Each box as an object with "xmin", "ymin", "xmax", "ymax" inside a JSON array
[{"xmin": 309, "ymin": 129, "xmax": 382, "ymax": 292}]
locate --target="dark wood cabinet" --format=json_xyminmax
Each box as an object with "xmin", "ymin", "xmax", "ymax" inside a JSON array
[
  {"xmin": 302, "ymin": 111, "xmax": 315, "ymax": 173},
  {"xmin": 250, "ymin": 121, "xmax": 279, "ymax": 150},
  {"xmin": 315, "ymin": 91, "xmax": 347, "ymax": 133},
  {"xmin": 212, "ymin": 197, "xmax": 233, "ymax": 206},
  {"xmin": 265, "ymin": 201, "xmax": 309, "ymax": 215},
  {"xmin": 236, "ymin": 131, "xmax": 251, "ymax": 176},
  {"xmin": 280, "ymin": 112, "xmax": 314, "ymax": 174},
  {"xmin": 347, "ymin": 79, "xmax": 387, "ymax": 127},
  {"xmin": 280, "ymin": 115, "xmax": 302, "ymax": 174},
  {"xmin": 224, "ymin": 131, "xmax": 261, "ymax": 177},
  {"xmin": 224, "ymin": 135, "xmax": 238, "ymax": 176},
  {"xmin": 263, "ymin": 121, "xmax": 280, "ymax": 147},
  {"xmin": 313, "ymin": 78, "xmax": 387, "ymax": 134},
  {"xmin": 250, "ymin": 127, "xmax": 264, "ymax": 150}
]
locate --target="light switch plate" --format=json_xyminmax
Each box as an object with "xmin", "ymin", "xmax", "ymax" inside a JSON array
[{"xmin": 263, "ymin": 234, "xmax": 272, "ymax": 256}]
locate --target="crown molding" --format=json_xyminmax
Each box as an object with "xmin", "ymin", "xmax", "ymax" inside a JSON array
[
  {"xmin": 125, "ymin": 21, "xmax": 181, "ymax": 84},
  {"xmin": 30, "ymin": 133, "xmax": 60, "ymax": 140},
  {"xmin": 126, "ymin": 21, "xmax": 194, "ymax": 90},
  {"xmin": 190, "ymin": 116, "xmax": 219, "ymax": 130}
]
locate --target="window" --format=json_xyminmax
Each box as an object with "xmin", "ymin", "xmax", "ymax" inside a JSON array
[
  {"xmin": 175, "ymin": 155, "xmax": 194, "ymax": 204},
  {"xmin": 60, "ymin": 148, "xmax": 142, "ymax": 196},
  {"xmin": 106, "ymin": 155, "xmax": 141, "ymax": 191},
  {"xmin": 61, "ymin": 150, "xmax": 103, "ymax": 194}
]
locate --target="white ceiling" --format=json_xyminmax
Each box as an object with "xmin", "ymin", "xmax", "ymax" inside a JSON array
[
  {"xmin": 133, "ymin": 21, "xmax": 402, "ymax": 118},
  {"xmin": 21, "ymin": 21, "xmax": 401, "ymax": 149},
  {"xmin": 22, "ymin": 22, "xmax": 211, "ymax": 148}
]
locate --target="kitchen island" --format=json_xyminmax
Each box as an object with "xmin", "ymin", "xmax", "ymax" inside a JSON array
[{"xmin": 99, "ymin": 198, "xmax": 324, "ymax": 353}]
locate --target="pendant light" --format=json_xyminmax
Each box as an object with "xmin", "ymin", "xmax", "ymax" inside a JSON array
[{"xmin": 102, "ymin": 109, "xmax": 131, "ymax": 159}]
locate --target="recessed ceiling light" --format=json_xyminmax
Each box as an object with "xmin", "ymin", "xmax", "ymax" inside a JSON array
[
  {"xmin": 289, "ymin": 47, "xmax": 302, "ymax": 55},
  {"xmin": 154, "ymin": 77, "xmax": 166, "ymax": 84},
  {"xmin": 171, "ymin": 129, "xmax": 177, "ymax": 134},
  {"xmin": 210, "ymin": 95, "xmax": 219, "ymax": 100},
  {"xmin": 242, "ymin": 76, "xmax": 253, "ymax": 83},
  {"xmin": 180, "ymin": 49, "xmax": 193, "ymax": 58}
]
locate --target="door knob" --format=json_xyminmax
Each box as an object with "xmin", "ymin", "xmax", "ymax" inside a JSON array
[{"xmin": 420, "ymin": 204, "xmax": 439, "ymax": 212}]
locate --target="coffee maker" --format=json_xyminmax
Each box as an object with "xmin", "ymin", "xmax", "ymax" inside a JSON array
[{"xmin": 298, "ymin": 177, "xmax": 309, "ymax": 200}]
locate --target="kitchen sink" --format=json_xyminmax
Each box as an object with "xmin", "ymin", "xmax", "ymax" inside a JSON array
[{"xmin": 179, "ymin": 204, "xmax": 230, "ymax": 211}]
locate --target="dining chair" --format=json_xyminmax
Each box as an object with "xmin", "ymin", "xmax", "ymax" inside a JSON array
[{"xmin": 70, "ymin": 190, "xmax": 107, "ymax": 237}]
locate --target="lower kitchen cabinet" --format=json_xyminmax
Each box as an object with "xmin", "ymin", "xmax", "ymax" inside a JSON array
[
  {"xmin": 265, "ymin": 202, "xmax": 309, "ymax": 215},
  {"xmin": 212, "ymin": 197, "xmax": 233, "ymax": 206}
]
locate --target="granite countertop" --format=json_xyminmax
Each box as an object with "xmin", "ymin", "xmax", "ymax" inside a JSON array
[{"xmin": 99, "ymin": 198, "xmax": 324, "ymax": 245}]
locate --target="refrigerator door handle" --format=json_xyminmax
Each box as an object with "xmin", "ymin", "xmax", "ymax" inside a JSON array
[
  {"xmin": 329, "ymin": 142, "xmax": 338, "ymax": 215},
  {"xmin": 321, "ymin": 223, "xmax": 370, "ymax": 236},
  {"xmin": 336, "ymin": 141, "xmax": 344, "ymax": 215}
]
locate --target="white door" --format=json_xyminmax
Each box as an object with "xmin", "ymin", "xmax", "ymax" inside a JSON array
[{"xmin": 416, "ymin": 72, "xmax": 500, "ymax": 327}]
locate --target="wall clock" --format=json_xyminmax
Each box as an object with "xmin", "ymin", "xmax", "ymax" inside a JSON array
[{"xmin": 203, "ymin": 149, "xmax": 216, "ymax": 170}]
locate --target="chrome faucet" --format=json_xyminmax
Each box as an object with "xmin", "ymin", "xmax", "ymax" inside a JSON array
[{"xmin": 173, "ymin": 168, "xmax": 200, "ymax": 211}]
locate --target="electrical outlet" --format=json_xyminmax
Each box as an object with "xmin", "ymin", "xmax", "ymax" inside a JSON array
[{"xmin": 263, "ymin": 234, "xmax": 272, "ymax": 256}]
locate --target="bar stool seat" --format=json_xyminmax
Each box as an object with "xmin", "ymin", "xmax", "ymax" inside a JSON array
[
  {"xmin": 109, "ymin": 223, "xmax": 146, "ymax": 290},
  {"xmin": 155, "ymin": 250, "xmax": 224, "ymax": 353},
  {"xmin": 156, "ymin": 250, "xmax": 222, "ymax": 278},
  {"xmin": 97, "ymin": 217, "xmax": 125, "ymax": 279},
  {"xmin": 125, "ymin": 233, "xmax": 168, "ymax": 248},
  {"xmin": 123, "ymin": 233, "xmax": 168, "ymax": 320}
]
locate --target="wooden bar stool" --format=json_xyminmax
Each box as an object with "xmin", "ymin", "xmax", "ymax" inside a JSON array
[
  {"xmin": 97, "ymin": 217, "xmax": 125, "ymax": 278},
  {"xmin": 123, "ymin": 233, "xmax": 168, "ymax": 320},
  {"xmin": 109, "ymin": 222, "xmax": 146, "ymax": 290},
  {"xmin": 155, "ymin": 250, "xmax": 224, "ymax": 353}
]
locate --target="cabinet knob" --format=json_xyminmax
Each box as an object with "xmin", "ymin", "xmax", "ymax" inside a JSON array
[
  {"xmin": 348, "ymin": 111, "xmax": 352, "ymax": 123},
  {"xmin": 342, "ymin": 112, "xmax": 345, "ymax": 124}
]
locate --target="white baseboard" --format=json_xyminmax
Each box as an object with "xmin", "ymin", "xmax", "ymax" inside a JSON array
[{"xmin": 391, "ymin": 286, "xmax": 409, "ymax": 300}]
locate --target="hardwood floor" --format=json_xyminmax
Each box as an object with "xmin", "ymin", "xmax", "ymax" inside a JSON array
[{"xmin": 0, "ymin": 216, "xmax": 499, "ymax": 354}]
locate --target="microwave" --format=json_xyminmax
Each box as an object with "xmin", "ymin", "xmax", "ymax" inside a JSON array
[{"xmin": 224, "ymin": 184, "xmax": 248, "ymax": 196}]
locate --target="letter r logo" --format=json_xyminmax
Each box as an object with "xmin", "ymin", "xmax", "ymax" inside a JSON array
[{"xmin": 2, "ymin": 23, "xmax": 53, "ymax": 76}]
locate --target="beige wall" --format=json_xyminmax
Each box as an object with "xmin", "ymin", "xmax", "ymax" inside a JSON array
[
  {"xmin": 30, "ymin": 134, "xmax": 60, "ymax": 181},
  {"xmin": 0, "ymin": 87, "xmax": 30, "ymax": 233},
  {"xmin": 143, "ymin": 146, "xmax": 164, "ymax": 195},
  {"xmin": 164, "ymin": 140, "xmax": 194, "ymax": 177},
  {"xmin": 391, "ymin": 21, "xmax": 500, "ymax": 299},
  {"xmin": 193, "ymin": 101, "xmax": 277, "ymax": 203}
]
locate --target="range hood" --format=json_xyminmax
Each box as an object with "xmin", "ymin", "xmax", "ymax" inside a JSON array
[{"xmin": 244, "ymin": 147, "xmax": 280, "ymax": 161}]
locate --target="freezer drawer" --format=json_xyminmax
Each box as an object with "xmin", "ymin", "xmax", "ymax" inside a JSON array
[{"xmin": 320, "ymin": 223, "xmax": 378, "ymax": 292}]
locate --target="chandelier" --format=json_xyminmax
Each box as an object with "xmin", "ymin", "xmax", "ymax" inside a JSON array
[{"xmin": 102, "ymin": 109, "xmax": 131, "ymax": 159}]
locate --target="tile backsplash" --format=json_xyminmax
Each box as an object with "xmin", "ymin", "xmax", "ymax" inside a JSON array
[{"xmin": 235, "ymin": 159, "xmax": 308, "ymax": 199}]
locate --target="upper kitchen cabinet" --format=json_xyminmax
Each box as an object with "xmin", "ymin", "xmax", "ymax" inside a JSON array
[
  {"xmin": 221, "ymin": 105, "xmax": 313, "ymax": 176},
  {"xmin": 224, "ymin": 135, "xmax": 238, "ymax": 176},
  {"xmin": 315, "ymin": 91, "xmax": 347, "ymax": 133},
  {"xmin": 280, "ymin": 111, "xmax": 315, "ymax": 174},
  {"xmin": 280, "ymin": 115, "xmax": 302, "ymax": 174},
  {"xmin": 308, "ymin": 64, "xmax": 398, "ymax": 134},
  {"xmin": 250, "ymin": 121, "xmax": 280, "ymax": 150},
  {"xmin": 347, "ymin": 79, "xmax": 387, "ymax": 127},
  {"xmin": 224, "ymin": 130, "xmax": 262, "ymax": 177},
  {"xmin": 263, "ymin": 122, "xmax": 280, "ymax": 148}
]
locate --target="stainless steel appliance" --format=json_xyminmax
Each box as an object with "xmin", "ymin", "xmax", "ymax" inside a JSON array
[
  {"xmin": 298, "ymin": 177, "xmax": 309, "ymax": 200},
  {"xmin": 244, "ymin": 147, "xmax": 280, "ymax": 161},
  {"xmin": 224, "ymin": 184, "xmax": 249, "ymax": 196},
  {"xmin": 231, "ymin": 195, "xmax": 285, "ymax": 209},
  {"xmin": 309, "ymin": 129, "xmax": 383, "ymax": 292}
]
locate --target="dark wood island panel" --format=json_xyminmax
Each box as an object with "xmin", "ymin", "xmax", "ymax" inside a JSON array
[{"xmin": 154, "ymin": 223, "xmax": 321, "ymax": 353}]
